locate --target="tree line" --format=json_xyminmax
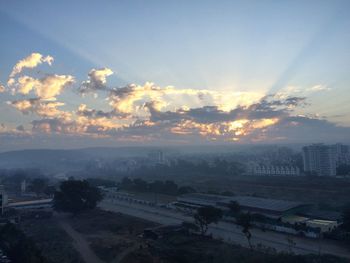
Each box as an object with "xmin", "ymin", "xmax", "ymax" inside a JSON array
[
  {"xmin": 127, "ymin": 159, "xmax": 245, "ymax": 178},
  {"xmin": 119, "ymin": 177, "xmax": 196, "ymax": 195}
]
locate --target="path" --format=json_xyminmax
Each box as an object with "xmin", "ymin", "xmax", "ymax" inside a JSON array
[
  {"xmin": 55, "ymin": 214, "xmax": 104, "ymax": 263},
  {"xmin": 112, "ymin": 243, "xmax": 140, "ymax": 263}
]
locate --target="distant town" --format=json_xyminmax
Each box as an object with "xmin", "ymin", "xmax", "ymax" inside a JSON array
[{"xmin": 1, "ymin": 143, "xmax": 350, "ymax": 262}]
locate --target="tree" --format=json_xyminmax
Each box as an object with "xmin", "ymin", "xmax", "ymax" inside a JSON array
[
  {"xmin": 342, "ymin": 203, "xmax": 350, "ymax": 232},
  {"xmin": 0, "ymin": 223, "xmax": 45, "ymax": 263},
  {"xmin": 228, "ymin": 201, "xmax": 240, "ymax": 215},
  {"xmin": 133, "ymin": 178, "xmax": 148, "ymax": 192},
  {"xmin": 194, "ymin": 206, "xmax": 223, "ymax": 235},
  {"xmin": 53, "ymin": 180, "xmax": 103, "ymax": 215},
  {"xmin": 182, "ymin": 221, "xmax": 199, "ymax": 234},
  {"xmin": 337, "ymin": 164, "xmax": 350, "ymax": 176},
  {"xmin": 236, "ymin": 212, "xmax": 253, "ymax": 249},
  {"xmin": 119, "ymin": 177, "xmax": 133, "ymax": 190},
  {"xmin": 178, "ymin": 186, "xmax": 196, "ymax": 195},
  {"xmin": 29, "ymin": 178, "xmax": 48, "ymax": 196}
]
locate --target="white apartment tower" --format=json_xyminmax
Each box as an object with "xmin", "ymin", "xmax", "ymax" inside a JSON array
[{"xmin": 302, "ymin": 144, "xmax": 336, "ymax": 176}]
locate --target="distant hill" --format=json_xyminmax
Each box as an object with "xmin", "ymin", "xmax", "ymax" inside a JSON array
[{"xmin": 0, "ymin": 147, "xmax": 150, "ymax": 169}]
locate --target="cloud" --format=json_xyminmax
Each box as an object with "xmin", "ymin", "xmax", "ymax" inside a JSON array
[
  {"xmin": 80, "ymin": 68, "xmax": 113, "ymax": 93},
  {"xmin": 145, "ymin": 96, "xmax": 305, "ymax": 124},
  {"xmin": 139, "ymin": 96, "xmax": 305, "ymax": 141},
  {"xmin": 9, "ymin": 52, "xmax": 53, "ymax": 78},
  {"xmin": 0, "ymin": 123, "xmax": 28, "ymax": 136},
  {"xmin": 10, "ymin": 98, "xmax": 66, "ymax": 117},
  {"xmin": 2, "ymin": 53, "xmax": 349, "ymax": 146},
  {"xmin": 76, "ymin": 104, "xmax": 129, "ymax": 119},
  {"xmin": 16, "ymin": 125, "xmax": 25, "ymax": 132},
  {"xmin": 277, "ymin": 84, "xmax": 331, "ymax": 98},
  {"xmin": 108, "ymin": 82, "xmax": 263, "ymax": 117},
  {"xmin": 307, "ymin": 84, "xmax": 331, "ymax": 92},
  {"xmin": 14, "ymin": 74, "xmax": 74, "ymax": 99},
  {"xmin": 31, "ymin": 117, "xmax": 78, "ymax": 134},
  {"xmin": 0, "ymin": 83, "xmax": 5, "ymax": 93}
]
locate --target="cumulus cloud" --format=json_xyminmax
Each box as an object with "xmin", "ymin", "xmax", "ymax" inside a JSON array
[
  {"xmin": 0, "ymin": 83, "xmax": 5, "ymax": 93},
  {"xmin": 138, "ymin": 96, "xmax": 307, "ymax": 141},
  {"xmin": 107, "ymin": 82, "xmax": 262, "ymax": 117},
  {"xmin": 76, "ymin": 104, "xmax": 128, "ymax": 119},
  {"xmin": 32, "ymin": 117, "xmax": 78, "ymax": 134},
  {"xmin": 16, "ymin": 125, "xmax": 25, "ymax": 132},
  {"xmin": 2, "ymin": 53, "xmax": 349, "ymax": 145},
  {"xmin": 9, "ymin": 52, "xmax": 53, "ymax": 78},
  {"xmin": 80, "ymin": 68, "xmax": 113, "ymax": 93},
  {"xmin": 0, "ymin": 123, "xmax": 28, "ymax": 136},
  {"xmin": 10, "ymin": 98, "xmax": 66, "ymax": 117},
  {"xmin": 14, "ymin": 74, "xmax": 74, "ymax": 99}
]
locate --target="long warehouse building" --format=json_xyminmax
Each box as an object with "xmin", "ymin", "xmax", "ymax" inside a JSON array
[{"xmin": 176, "ymin": 193, "xmax": 310, "ymax": 219}]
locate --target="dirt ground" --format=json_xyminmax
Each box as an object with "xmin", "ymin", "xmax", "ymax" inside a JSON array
[
  {"xmin": 20, "ymin": 209, "xmax": 157, "ymax": 263},
  {"xmin": 68, "ymin": 209, "xmax": 157, "ymax": 263}
]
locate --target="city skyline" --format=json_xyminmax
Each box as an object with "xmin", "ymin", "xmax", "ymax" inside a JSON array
[{"xmin": 1, "ymin": 0, "xmax": 350, "ymax": 150}]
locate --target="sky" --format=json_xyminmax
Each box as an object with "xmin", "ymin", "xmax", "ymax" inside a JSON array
[{"xmin": 0, "ymin": 0, "xmax": 350, "ymax": 151}]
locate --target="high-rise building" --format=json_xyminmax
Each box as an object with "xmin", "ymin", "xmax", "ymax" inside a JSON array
[
  {"xmin": 148, "ymin": 150, "xmax": 164, "ymax": 164},
  {"xmin": 302, "ymin": 144, "xmax": 336, "ymax": 176},
  {"xmin": 0, "ymin": 185, "xmax": 8, "ymax": 215},
  {"xmin": 331, "ymin": 143, "xmax": 350, "ymax": 166}
]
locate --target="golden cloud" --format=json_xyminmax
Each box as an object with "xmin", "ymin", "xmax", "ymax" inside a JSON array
[
  {"xmin": 15, "ymin": 74, "xmax": 74, "ymax": 99},
  {"xmin": 9, "ymin": 52, "xmax": 53, "ymax": 78},
  {"xmin": 0, "ymin": 84, "xmax": 5, "ymax": 93},
  {"xmin": 171, "ymin": 118, "xmax": 279, "ymax": 141},
  {"xmin": 10, "ymin": 99, "xmax": 66, "ymax": 117},
  {"xmin": 80, "ymin": 68, "xmax": 113, "ymax": 93}
]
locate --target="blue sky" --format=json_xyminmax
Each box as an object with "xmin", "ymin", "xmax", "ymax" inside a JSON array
[{"xmin": 0, "ymin": 0, "xmax": 350, "ymax": 150}]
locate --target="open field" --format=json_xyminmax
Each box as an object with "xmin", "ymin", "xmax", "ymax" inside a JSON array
[
  {"xmin": 18, "ymin": 209, "xmax": 157, "ymax": 263},
  {"xmin": 20, "ymin": 217, "xmax": 84, "ymax": 263},
  {"xmin": 63, "ymin": 209, "xmax": 157, "ymax": 263}
]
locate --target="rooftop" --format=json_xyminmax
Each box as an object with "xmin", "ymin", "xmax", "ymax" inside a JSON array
[
  {"xmin": 7, "ymin": 198, "xmax": 53, "ymax": 207},
  {"xmin": 178, "ymin": 193, "xmax": 306, "ymax": 213},
  {"xmin": 228, "ymin": 196, "xmax": 305, "ymax": 212}
]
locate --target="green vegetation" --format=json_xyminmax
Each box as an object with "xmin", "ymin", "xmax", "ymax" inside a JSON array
[
  {"xmin": 20, "ymin": 217, "xmax": 83, "ymax": 263},
  {"xmin": 0, "ymin": 223, "xmax": 45, "ymax": 263},
  {"xmin": 85, "ymin": 177, "xmax": 117, "ymax": 188},
  {"xmin": 337, "ymin": 164, "xmax": 350, "ymax": 176},
  {"xmin": 342, "ymin": 203, "xmax": 350, "ymax": 232},
  {"xmin": 119, "ymin": 177, "xmax": 196, "ymax": 196},
  {"xmin": 124, "ymin": 158, "xmax": 245, "ymax": 178},
  {"xmin": 236, "ymin": 212, "xmax": 253, "ymax": 249},
  {"xmin": 193, "ymin": 206, "xmax": 223, "ymax": 235},
  {"xmin": 67, "ymin": 209, "xmax": 156, "ymax": 262},
  {"xmin": 53, "ymin": 180, "xmax": 103, "ymax": 215},
  {"xmin": 28, "ymin": 178, "xmax": 49, "ymax": 196},
  {"xmin": 129, "ymin": 231, "xmax": 348, "ymax": 263},
  {"xmin": 228, "ymin": 200, "xmax": 241, "ymax": 214}
]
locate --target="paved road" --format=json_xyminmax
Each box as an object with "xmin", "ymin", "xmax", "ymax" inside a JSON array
[
  {"xmin": 55, "ymin": 214, "xmax": 104, "ymax": 263},
  {"xmin": 100, "ymin": 199, "xmax": 350, "ymax": 259}
]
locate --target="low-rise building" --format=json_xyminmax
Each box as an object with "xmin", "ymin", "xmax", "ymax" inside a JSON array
[
  {"xmin": 250, "ymin": 165, "xmax": 300, "ymax": 176},
  {"xmin": 6, "ymin": 198, "xmax": 53, "ymax": 210},
  {"xmin": 176, "ymin": 193, "xmax": 310, "ymax": 219}
]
